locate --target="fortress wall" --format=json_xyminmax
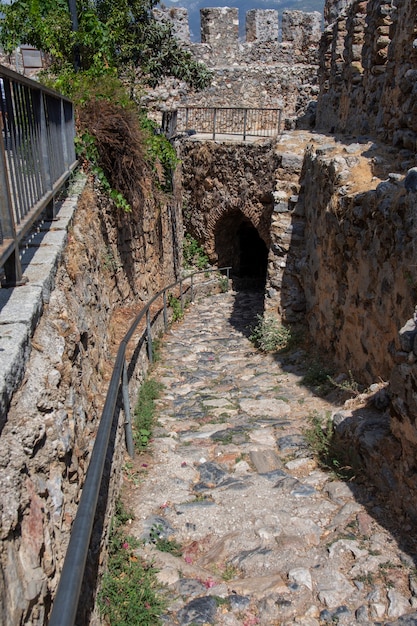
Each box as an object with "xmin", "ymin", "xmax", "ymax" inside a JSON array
[
  {"xmin": 148, "ymin": 7, "xmax": 321, "ymax": 121},
  {"xmin": 316, "ymin": 0, "xmax": 417, "ymax": 150}
]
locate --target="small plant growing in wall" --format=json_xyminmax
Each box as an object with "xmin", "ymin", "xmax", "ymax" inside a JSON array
[
  {"xmin": 304, "ymin": 411, "xmax": 357, "ymax": 480},
  {"xmin": 249, "ymin": 314, "xmax": 291, "ymax": 352},
  {"xmin": 183, "ymin": 233, "xmax": 209, "ymax": 270}
]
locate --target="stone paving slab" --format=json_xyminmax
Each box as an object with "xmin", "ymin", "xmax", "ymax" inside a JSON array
[{"xmin": 124, "ymin": 291, "xmax": 417, "ymax": 626}]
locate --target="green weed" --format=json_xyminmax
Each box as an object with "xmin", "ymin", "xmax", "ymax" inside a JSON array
[
  {"xmin": 183, "ymin": 234, "xmax": 209, "ymax": 270},
  {"xmin": 221, "ymin": 564, "xmax": 239, "ymax": 581},
  {"xmin": 328, "ymin": 370, "xmax": 361, "ymax": 396},
  {"xmin": 218, "ymin": 275, "xmax": 229, "ymax": 293},
  {"xmin": 168, "ymin": 293, "xmax": 183, "ymax": 322},
  {"xmin": 304, "ymin": 411, "xmax": 355, "ymax": 479},
  {"xmin": 151, "ymin": 335, "xmax": 163, "ymax": 363},
  {"xmin": 98, "ymin": 502, "xmax": 166, "ymax": 625},
  {"xmin": 134, "ymin": 378, "xmax": 163, "ymax": 452},
  {"xmin": 149, "ymin": 524, "xmax": 183, "ymax": 557},
  {"xmin": 249, "ymin": 314, "xmax": 291, "ymax": 353},
  {"xmin": 301, "ymin": 360, "xmax": 334, "ymax": 395},
  {"xmin": 355, "ymin": 572, "xmax": 374, "ymax": 585}
]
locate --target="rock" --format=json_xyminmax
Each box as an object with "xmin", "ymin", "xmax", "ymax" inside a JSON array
[
  {"xmin": 315, "ymin": 570, "xmax": 356, "ymax": 608},
  {"xmin": 385, "ymin": 611, "xmax": 417, "ymax": 625},
  {"xmin": 404, "ymin": 168, "xmax": 417, "ymax": 192},
  {"xmin": 142, "ymin": 515, "xmax": 176, "ymax": 543},
  {"xmin": 176, "ymin": 596, "xmax": 218, "ymax": 625},
  {"xmin": 228, "ymin": 594, "xmax": 250, "ymax": 610},
  {"xmin": 250, "ymin": 449, "xmax": 283, "ymax": 473},
  {"xmin": 399, "ymin": 318, "xmax": 417, "ymax": 352},
  {"xmin": 288, "ymin": 567, "xmax": 313, "ymax": 591},
  {"xmin": 229, "ymin": 574, "xmax": 287, "ymax": 599},
  {"xmin": 197, "ymin": 462, "xmax": 227, "ymax": 487},
  {"xmin": 387, "ymin": 589, "xmax": 411, "ymax": 618}
]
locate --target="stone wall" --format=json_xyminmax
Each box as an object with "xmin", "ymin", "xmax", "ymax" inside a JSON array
[
  {"xmin": 178, "ymin": 138, "xmax": 278, "ymax": 270},
  {"xmin": 289, "ymin": 138, "xmax": 416, "ymax": 384},
  {"xmin": 316, "ymin": 0, "xmax": 417, "ymax": 150},
  {"xmin": 147, "ymin": 7, "xmax": 322, "ymax": 124},
  {"xmin": 0, "ymin": 176, "xmax": 182, "ymax": 624}
]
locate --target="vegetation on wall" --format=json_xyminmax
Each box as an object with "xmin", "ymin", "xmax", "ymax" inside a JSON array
[
  {"xmin": 183, "ymin": 233, "xmax": 209, "ymax": 270},
  {"xmin": 0, "ymin": 0, "xmax": 211, "ymax": 210},
  {"xmin": 0, "ymin": 0, "xmax": 212, "ymax": 91}
]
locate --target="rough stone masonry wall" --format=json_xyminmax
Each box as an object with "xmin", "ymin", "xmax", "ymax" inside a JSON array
[
  {"xmin": 148, "ymin": 7, "xmax": 322, "ymax": 124},
  {"xmin": 305, "ymin": 0, "xmax": 417, "ymax": 520},
  {"xmin": 177, "ymin": 139, "xmax": 279, "ymax": 269},
  {"xmin": 316, "ymin": 0, "xmax": 417, "ymax": 150},
  {"xmin": 292, "ymin": 141, "xmax": 416, "ymax": 385},
  {"xmin": 0, "ymin": 179, "xmax": 182, "ymax": 625}
]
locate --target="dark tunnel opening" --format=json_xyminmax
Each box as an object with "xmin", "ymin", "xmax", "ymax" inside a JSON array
[{"xmin": 215, "ymin": 210, "xmax": 268, "ymax": 290}]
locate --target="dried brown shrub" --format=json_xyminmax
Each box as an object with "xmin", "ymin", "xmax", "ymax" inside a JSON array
[{"xmin": 77, "ymin": 100, "xmax": 151, "ymax": 213}]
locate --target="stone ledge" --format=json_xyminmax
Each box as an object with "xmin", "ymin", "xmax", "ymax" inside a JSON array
[{"xmin": 0, "ymin": 172, "xmax": 86, "ymax": 425}]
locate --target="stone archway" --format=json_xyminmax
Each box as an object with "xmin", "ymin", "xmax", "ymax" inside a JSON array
[{"xmin": 215, "ymin": 209, "xmax": 268, "ymax": 287}]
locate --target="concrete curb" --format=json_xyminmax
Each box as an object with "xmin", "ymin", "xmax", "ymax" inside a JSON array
[{"xmin": 0, "ymin": 172, "xmax": 87, "ymax": 424}]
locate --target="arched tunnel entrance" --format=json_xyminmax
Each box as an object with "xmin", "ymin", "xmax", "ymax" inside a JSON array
[{"xmin": 214, "ymin": 210, "xmax": 268, "ymax": 289}]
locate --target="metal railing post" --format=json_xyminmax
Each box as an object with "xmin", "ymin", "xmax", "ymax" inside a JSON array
[
  {"xmin": 122, "ymin": 361, "xmax": 135, "ymax": 458},
  {"xmin": 163, "ymin": 290, "xmax": 168, "ymax": 330},
  {"xmin": 0, "ymin": 127, "xmax": 25, "ymax": 287},
  {"xmin": 212, "ymin": 108, "xmax": 217, "ymax": 140},
  {"xmin": 226, "ymin": 267, "xmax": 230, "ymax": 291},
  {"xmin": 243, "ymin": 108, "xmax": 248, "ymax": 141},
  {"xmin": 146, "ymin": 308, "xmax": 153, "ymax": 363}
]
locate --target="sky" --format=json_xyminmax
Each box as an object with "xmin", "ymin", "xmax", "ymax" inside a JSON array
[{"xmin": 157, "ymin": 0, "xmax": 325, "ymax": 40}]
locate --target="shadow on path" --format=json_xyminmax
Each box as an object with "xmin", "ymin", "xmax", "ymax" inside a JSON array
[{"xmin": 228, "ymin": 287, "xmax": 265, "ymax": 337}]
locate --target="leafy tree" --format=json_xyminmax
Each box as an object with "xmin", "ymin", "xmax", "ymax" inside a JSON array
[{"xmin": 0, "ymin": 0, "xmax": 212, "ymax": 90}]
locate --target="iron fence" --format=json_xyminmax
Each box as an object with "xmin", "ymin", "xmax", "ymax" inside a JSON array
[
  {"xmin": 0, "ymin": 65, "xmax": 77, "ymax": 286},
  {"xmin": 48, "ymin": 267, "xmax": 231, "ymax": 626},
  {"xmin": 163, "ymin": 106, "xmax": 282, "ymax": 140}
]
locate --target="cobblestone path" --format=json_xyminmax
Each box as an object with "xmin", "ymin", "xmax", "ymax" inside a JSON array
[{"xmin": 126, "ymin": 291, "xmax": 417, "ymax": 626}]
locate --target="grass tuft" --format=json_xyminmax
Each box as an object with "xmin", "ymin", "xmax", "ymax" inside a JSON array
[
  {"xmin": 249, "ymin": 314, "xmax": 292, "ymax": 353},
  {"xmin": 134, "ymin": 378, "xmax": 163, "ymax": 451},
  {"xmin": 98, "ymin": 501, "xmax": 166, "ymax": 625}
]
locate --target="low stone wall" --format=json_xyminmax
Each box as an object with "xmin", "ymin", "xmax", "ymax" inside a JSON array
[{"xmin": 0, "ymin": 176, "xmax": 182, "ymax": 624}]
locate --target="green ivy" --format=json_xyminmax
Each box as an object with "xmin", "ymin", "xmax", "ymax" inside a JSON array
[
  {"xmin": 183, "ymin": 234, "xmax": 209, "ymax": 269},
  {"xmin": 75, "ymin": 131, "xmax": 131, "ymax": 212},
  {"xmin": 140, "ymin": 115, "xmax": 178, "ymax": 191}
]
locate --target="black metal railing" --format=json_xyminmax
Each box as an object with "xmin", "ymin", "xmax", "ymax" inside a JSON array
[
  {"xmin": 162, "ymin": 106, "xmax": 282, "ymax": 140},
  {"xmin": 0, "ymin": 65, "xmax": 77, "ymax": 286},
  {"xmin": 48, "ymin": 266, "xmax": 231, "ymax": 626}
]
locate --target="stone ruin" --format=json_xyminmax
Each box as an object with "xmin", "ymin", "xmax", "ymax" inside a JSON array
[{"xmin": 149, "ymin": 6, "xmax": 322, "ymax": 123}]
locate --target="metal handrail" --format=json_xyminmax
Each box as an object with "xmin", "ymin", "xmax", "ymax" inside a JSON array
[
  {"xmin": 162, "ymin": 106, "xmax": 282, "ymax": 140},
  {"xmin": 49, "ymin": 266, "xmax": 231, "ymax": 626},
  {"xmin": 0, "ymin": 64, "xmax": 77, "ymax": 286}
]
